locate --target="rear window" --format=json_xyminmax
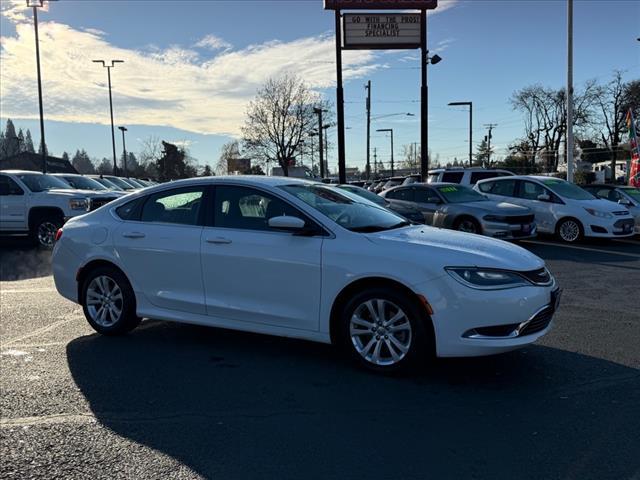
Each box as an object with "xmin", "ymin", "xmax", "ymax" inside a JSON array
[
  {"xmin": 441, "ymin": 172, "xmax": 464, "ymax": 184},
  {"xmin": 488, "ymin": 179, "xmax": 517, "ymax": 197},
  {"xmin": 386, "ymin": 188, "xmax": 414, "ymax": 201},
  {"xmin": 115, "ymin": 198, "xmax": 143, "ymax": 221},
  {"xmin": 470, "ymin": 171, "xmax": 504, "ymax": 184}
]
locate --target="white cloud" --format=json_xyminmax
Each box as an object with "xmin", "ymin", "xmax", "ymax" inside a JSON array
[
  {"xmin": 0, "ymin": 19, "xmax": 380, "ymax": 137},
  {"xmin": 194, "ymin": 34, "xmax": 232, "ymax": 52}
]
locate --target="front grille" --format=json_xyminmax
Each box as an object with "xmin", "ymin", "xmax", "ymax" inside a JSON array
[
  {"xmin": 504, "ymin": 214, "xmax": 535, "ymax": 225},
  {"xmin": 613, "ymin": 211, "xmax": 629, "ymax": 216},
  {"xmin": 520, "ymin": 267, "xmax": 552, "ymax": 285},
  {"xmin": 90, "ymin": 197, "xmax": 117, "ymax": 211},
  {"xmin": 519, "ymin": 306, "xmax": 554, "ymax": 336}
]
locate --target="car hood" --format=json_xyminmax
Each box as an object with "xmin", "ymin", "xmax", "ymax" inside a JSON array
[
  {"xmin": 452, "ymin": 200, "xmax": 531, "ymax": 215},
  {"xmin": 366, "ymin": 225, "xmax": 544, "ymax": 271},
  {"xmin": 574, "ymin": 198, "xmax": 630, "ymax": 213},
  {"xmin": 47, "ymin": 189, "xmax": 117, "ymax": 198}
]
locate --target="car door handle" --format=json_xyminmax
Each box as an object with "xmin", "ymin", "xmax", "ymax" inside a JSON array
[
  {"xmin": 122, "ymin": 232, "xmax": 146, "ymax": 239},
  {"xmin": 206, "ymin": 237, "xmax": 232, "ymax": 245}
]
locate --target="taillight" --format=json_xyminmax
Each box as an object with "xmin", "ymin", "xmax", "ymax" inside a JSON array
[{"xmin": 55, "ymin": 228, "xmax": 63, "ymax": 242}]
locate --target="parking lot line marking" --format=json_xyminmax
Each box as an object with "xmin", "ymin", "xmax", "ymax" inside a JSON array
[
  {"xmin": 0, "ymin": 413, "xmax": 97, "ymax": 428},
  {"xmin": 522, "ymin": 240, "xmax": 640, "ymax": 259},
  {"xmin": 0, "ymin": 288, "xmax": 57, "ymax": 294},
  {"xmin": 1, "ymin": 318, "xmax": 75, "ymax": 348}
]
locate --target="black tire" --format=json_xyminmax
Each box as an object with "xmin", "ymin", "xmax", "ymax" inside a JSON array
[
  {"xmin": 337, "ymin": 287, "xmax": 432, "ymax": 374},
  {"xmin": 80, "ymin": 266, "xmax": 141, "ymax": 335},
  {"xmin": 453, "ymin": 216, "xmax": 482, "ymax": 235},
  {"xmin": 29, "ymin": 213, "xmax": 63, "ymax": 249},
  {"xmin": 555, "ymin": 217, "xmax": 583, "ymax": 243}
]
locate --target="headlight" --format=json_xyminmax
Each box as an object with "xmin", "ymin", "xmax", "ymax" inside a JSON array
[
  {"xmin": 483, "ymin": 215, "xmax": 508, "ymax": 222},
  {"xmin": 584, "ymin": 208, "xmax": 612, "ymax": 219},
  {"xmin": 446, "ymin": 267, "xmax": 531, "ymax": 290},
  {"xmin": 69, "ymin": 198, "xmax": 90, "ymax": 211}
]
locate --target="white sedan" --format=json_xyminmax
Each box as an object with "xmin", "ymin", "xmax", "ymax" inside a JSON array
[{"xmin": 52, "ymin": 177, "xmax": 559, "ymax": 373}]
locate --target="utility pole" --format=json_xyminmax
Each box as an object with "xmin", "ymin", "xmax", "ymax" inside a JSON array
[
  {"xmin": 334, "ymin": 10, "xmax": 347, "ymax": 184},
  {"xmin": 314, "ymin": 108, "xmax": 325, "ymax": 178},
  {"xmin": 365, "ymin": 80, "xmax": 372, "ymax": 180},
  {"xmin": 118, "ymin": 126, "xmax": 128, "ymax": 177},
  {"xmin": 484, "ymin": 124, "xmax": 497, "ymax": 167},
  {"xmin": 566, "ymin": 0, "xmax": 575, "ymax": 183},
  {"xmin": 413, "ymin": 142, "xmax": 418, "ymax": 172},
  {"xmin": 373, "ymin": 147, "xmax": 378, "ymax": 175}
]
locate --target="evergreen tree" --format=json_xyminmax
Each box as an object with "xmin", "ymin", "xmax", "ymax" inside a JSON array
[
  {"xmin": 201, "ymin": 165, "xmax": 213, "ymax": 177},
  {"xmin": 62, "ymin": 151, "xmax": 70, "ymax": 161},
  {"xmin": 38, "ymin": 139, "xmax": 48, "ymax": 157},
  {"xmin": 0, "ymin": 132, "xmax": 5, "ymax": 159},
  {"xmin": 476, "ymin": 138, "xmax": 492, "ymax": 167},
  {"xmin": 24, "ymin": 130, "xmax": 35, "ymax": 153},
  {"xmin": 17, "ymin": 129, "xmax": 26, "ymax": 153},
  {"xmin": 4, "ymin": 119, "xmax": 19, "ymax": 157},
  {"xmin": 72, "ymin": 149, "xmax": 95, "ymax": 174},
  {"xmin": 96, "ymin": 158, "xmax": 113, "ymax": 175}
]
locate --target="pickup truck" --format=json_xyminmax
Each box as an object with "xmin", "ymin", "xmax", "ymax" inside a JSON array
[{"xmin": 0, "ymin": 170, "xmax": 120, "ymax": 248}]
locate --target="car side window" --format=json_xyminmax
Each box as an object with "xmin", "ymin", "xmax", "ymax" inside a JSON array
[
  {"xmin": 600, "ymin": 189, "xmax": 621, "ymax": 202},
  {"xmin": 477, "ymin": 181, "xmax": 494, "ymax": 193},
  {"xmin": 414, "ymin": 188, "xmax": 440, "ymax": 203},
  {"xmin": 0, "ymin": 175, "xmax": 24, "ymax": 196},
  {"xmin": 386, "ymin": 188, "xmax": 414, "ymax": 202},
  {"xmin": 214, "ymin": 186, "xmax": 304, "ymax": 231},
  {"xmin": 489, "ymin": 179, "xmax": 516, "ymax": 197},
  {"xmin": 470, "ymin": 172, "xmax": 499, "ymax": 184},
  {"xmin": 140, "ymin": 187, "xmax": 205, "ymax": 226},
  {"xmin": 519, "ymin": 181, "xmax": 548, "ymax": 201},
  {"xmin": 441, "ymin": 172, "xmax": 464, "ymax": 183}
]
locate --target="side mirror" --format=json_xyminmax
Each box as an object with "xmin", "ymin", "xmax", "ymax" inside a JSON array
[
  {"xmin": 618, "ymin": 198, "xmax": 632, "ymax": 207},
  {"xmin": 268, "ymin": 215, "xmax": 306, "ymax": 232},
  {"xmin": 537, "ymin": 194, "xmax": 551, "ymax": 202}
]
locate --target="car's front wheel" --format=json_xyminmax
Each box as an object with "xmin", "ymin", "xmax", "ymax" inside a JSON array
[
  {"xmin": 338, "ymin": 288, "xmax": 431, "ymax": 373},
  {"xmin": 81, "ymin": 266, "xmax": 141, "ymax": 335},
  {"xmin": 454, "ymin": 216, "xmax": 482, "ymax": 235},
  {"xmin": 30, "ymin": 213, "xmax": 63, "ymax": 249},
  {"xmin": 556, "ymin": 218, "xmax": 583, "ymax": 243}
]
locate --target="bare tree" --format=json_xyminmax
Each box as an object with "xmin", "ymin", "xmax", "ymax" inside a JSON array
[
  {"xmin": 242, "ymin": 74, "xmax": 328, "ymax": 176},
  {"xmin": 216, "ymin": 140, "xmax": 242, "ymax": 176}
]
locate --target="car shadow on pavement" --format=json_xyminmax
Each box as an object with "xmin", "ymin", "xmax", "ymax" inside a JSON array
[
  {"xmin": 67, "ymin": 320, "xmax": 640, "ymax": 480},
  {"xmin": 0, "ymin": 241, "xmax": 52, "ymax": 281}
]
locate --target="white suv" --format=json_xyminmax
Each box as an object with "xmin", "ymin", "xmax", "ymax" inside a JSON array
[
  {"xmin": 0, "ymin": 170, "xmax": 120, "ymax": 247},
  {"xmin": 427, "ymin": 168, "xmax": 514, "ymax": 186},
  {"xmin": 475, "ymin": 175, "xmax": 635, "ymax": 242}
]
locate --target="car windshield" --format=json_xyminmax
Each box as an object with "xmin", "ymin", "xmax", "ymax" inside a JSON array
[
  {"xmin": 61, "ymin": 176, "xmax": 108, "ymax": 191},
  {"xmin": 281, "ymin": 184, "xmax": 410, "ymax": 233},
  {"xmin": 435, "ymin": 185, "xmax": 487, "ymax": 203},
  {"xmin": 125, "ymin": 178, "xmax": 145, "ymax": 188},
  {"xmin": 427, "ymin": 173, "xmax": 439, "ymax": 184},
  {"xmin": 93, "ymin": 177, "xmax": 124, "ymax": 191},
  {"xmin": 337, "ymin": 185, "xmax": 387, "ymax": 206},
  {"xmin": 16, "ymin": 173, "xmax": 72, "ymax": 192},
  {"xmin": 620, "ymin": 187, "xmax": 640, "ymax": 199},
  {"xmin": 105, "ymin": 176, "xmax": 137, "ymax": 190},
  {"xmin": 540, "ymin": 179, "xmax": 595, "ymax": 200}
]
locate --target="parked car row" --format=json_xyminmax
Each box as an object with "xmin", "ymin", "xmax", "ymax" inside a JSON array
[
  {"xmin": 0, "ymin": 170, "xmax": 155, "ymax": 247},
  {"xmin": 336, "ymin": 170, "xmax": 639, "ymax": 243}
]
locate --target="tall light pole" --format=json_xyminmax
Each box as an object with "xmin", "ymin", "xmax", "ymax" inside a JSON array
[
  {"xmin": 377, "ymin": 128, "xmax": 395, "ymax": 176},
  {"xmin": 118, "ymin": 126, "xmax": 128, "ymax": 178},
  {"xmin": 93, "ymin": 59, "xmax": 124, "ymax": 176},
  {"xmin": 566, "ymin": 0, "xmax": 575, "ymax": 183},
  {"xmin": 365, "ymin": 80, "xmax": 372, "ymax": 180},
  {"xmin": 309, "ymin": 132, "xmax": 318, "ymax": 175},
  {"xmin": 27, "ymin": 0, "xmax": 55, "ymax": 173},
  {"xmin": 313, "ymin": 107, "xmax": 327, "ymax": 178},
  {"xmin": 421, "ymin": 49, "xmax": 442, "ymax": 181},
  {"xmin": 448, "ymin": 101, "xmax": 473, "ymax": 167}
]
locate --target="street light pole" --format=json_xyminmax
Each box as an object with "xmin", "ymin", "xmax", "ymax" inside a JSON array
[
  {"xmin": 377, "ymin": 128, "xmax": 395, "ymax": 176},
  {"xmin": 118, "ymin": 126, "xmax": 128, "ymax": 178},
  {"xmin": 365, "ymin": 80, "xmax": 372, "ymax": 180},
  {"xmin": 566, "ymin": 0, "xmax": 575, "ymax": 183},
  {"xmin": 93, "ymin": 59, "xmax": 124, "ymax": 176},
  {"xmin": 313, "ymin": 107, "xmax": 326, "ymax": 179},
  {"xmin": 448, "ymin": 101, "xmax": 473, "ymax": 167},
  {"xmin": 28, "ymin": 0, "xmax": 51, "ymax": 174}
]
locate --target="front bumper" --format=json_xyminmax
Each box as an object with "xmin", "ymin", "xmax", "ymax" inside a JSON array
[
  {"xmin": 586, "ymin": 217, "xmax": 635, "ymax": 238},
  {"xmin": 482, "ymin": 220, "xmax": 537, "ymax": 240},
  {"xmin": 414, "ymin": 273, "xmax": 557, "ymax": 357}
]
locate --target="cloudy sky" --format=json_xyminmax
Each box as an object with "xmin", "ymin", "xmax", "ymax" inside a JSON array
[{"xmin": 1, "ymin": 0, "xmax": 638, "ymax": 172}]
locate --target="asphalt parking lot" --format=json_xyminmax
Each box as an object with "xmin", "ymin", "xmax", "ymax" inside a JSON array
[{"xmin": 1, "ymin": 236, "xmax": 639, "ymax": 480}]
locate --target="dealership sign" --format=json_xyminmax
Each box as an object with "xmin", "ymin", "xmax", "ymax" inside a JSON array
[
  {"xmin": 325, "ymin": 0, "xmax": 437, "ymax": 10},
  {"xmin": 343, "ymin": 13, "xmax": 421, "ymax": 50}
]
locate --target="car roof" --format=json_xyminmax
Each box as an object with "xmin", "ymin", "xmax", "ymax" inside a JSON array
[
  {"xmin": 582, "ymin": 184, "xmax": 618, "ymax": 189},
  {"xmin": 137, "ymin": 176, "xmax": 318, "ymax": 190},
  {"xmin": 0, "ymin": 169, "xmax": 45, "ymax": 175},
  {"xmin": 428, "ymin": 168, "xmax": 512, "ymax": 173}
]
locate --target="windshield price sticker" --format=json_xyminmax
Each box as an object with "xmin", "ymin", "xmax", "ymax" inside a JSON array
[
  {"xmin": 438, "ymin": 186, "xmax": 458, "ymax": 193},
  {"xmin": 543, "ymin": 180, "xmax": 562, "ymax": 186}
]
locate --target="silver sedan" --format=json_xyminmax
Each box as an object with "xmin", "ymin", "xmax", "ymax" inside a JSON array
[{"xmin": 381, "ymin": 183, "xmax": 537, "ymax": 239}]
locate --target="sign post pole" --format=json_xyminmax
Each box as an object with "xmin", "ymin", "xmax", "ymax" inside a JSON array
[
  {"xmin": 420, "ymin": 9, "xmax": 428, "ymax": 182},
  {"xmin": 335, "ymin": 10, "xmax": 347, "ymax": 184}
]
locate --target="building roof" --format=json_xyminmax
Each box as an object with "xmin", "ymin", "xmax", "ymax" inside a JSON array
[{"xmin": 0, "ymin": 152, "xmax": 78, "ymax": 174}]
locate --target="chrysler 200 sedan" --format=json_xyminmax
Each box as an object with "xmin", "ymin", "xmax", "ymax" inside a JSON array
[{"xmin": 52, "ymin": 177, "xmax": 560, "ymax": 373}]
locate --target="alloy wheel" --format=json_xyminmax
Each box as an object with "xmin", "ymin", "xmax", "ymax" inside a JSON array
[
  {"xmin": 350, "ymin": 299, "xmax": 412, "ymax": 367},
  {"xmin": 86, "ymin": 275, "xmax": 124, "ymax": 327},
  {"xmin": 559, "ymin": 220, "xmax": 580, "ymax": 242},
  {"xmin": 37, "ymin": 221, "xmax": 58, "ymax": 248},
  {"xmin": 457, "ymin": 219, "xmax": 478, "ymax": 234}
]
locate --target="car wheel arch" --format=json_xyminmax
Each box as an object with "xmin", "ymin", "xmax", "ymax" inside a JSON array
[
  {"xmin": 28, "ymin": 207, "xmax": 65, "ymax": 228},
  {"xmin": 329, "ymin": 277, "xmax": 435, "ymax": 350}
]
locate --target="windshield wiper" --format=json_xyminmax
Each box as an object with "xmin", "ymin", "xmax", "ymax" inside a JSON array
[{"xmin": 350, "ymin": 221, "xmax": 411, "ymax": 233}]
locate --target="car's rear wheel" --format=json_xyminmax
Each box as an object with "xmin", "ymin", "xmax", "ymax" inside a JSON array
[
  {"xmin": 454, "ymin": 217, "xmax": 482, "ymax": 235},
  {"xmin": 81, "ymin": 266, "xmax": 140, "ymax": 335},
  {"xmin": 556, "ymin": 218, "xmax": 583, "ymax": 243},
  {"xmin": 30, "ymin": 213, "xmax": 63, "ymax": 249},
  {"xmin": 338, "ymin": 287, "xmax": 430, "ymax": 373}
]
